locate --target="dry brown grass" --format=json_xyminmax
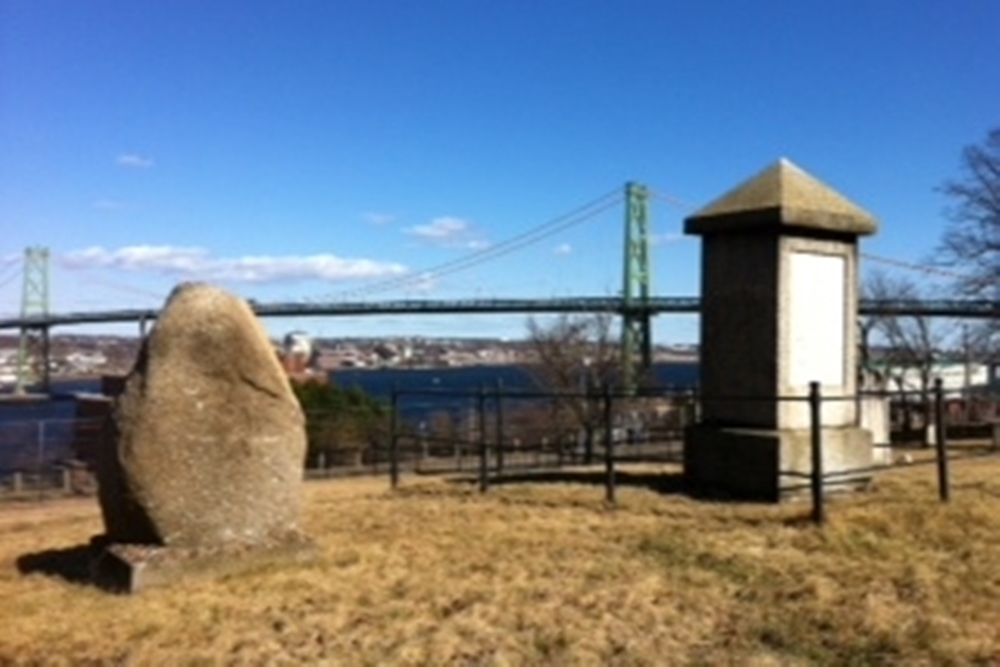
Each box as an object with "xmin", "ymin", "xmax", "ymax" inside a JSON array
[{"xmin": 2, "ymin": 459, "xmax": 1000, "ymax": 665}]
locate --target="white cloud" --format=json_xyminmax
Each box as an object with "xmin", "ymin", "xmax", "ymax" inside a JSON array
[
  {"xmin": 63, "ymin": 245, "xmax": 206, "ymax": 272},
  {"xmin": 61, "ymin": 245, "xmax": 407, "ymax": 283},
  {"xmin": 364, "ymin": 212, "xmax": 395, "ymax": 225},
  {"xmin": 406, "ymin": 216, "xmax": 469, "ymax": 240},
  {"xmin": 116, "ymin": 154, "xmax": 154, "ymax": 168},
  {"xmin": 553, "ymin": 243, "xmax": 572, "ymax": 255},
  {"xmin": 404, "ymin": 216, "xmax": 489, "ymax": 249}
]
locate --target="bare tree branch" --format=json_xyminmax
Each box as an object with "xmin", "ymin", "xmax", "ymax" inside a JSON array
[
  {"xmin": 524, "ymin": 313, "xmax": 619, "ymax": 463},
  {"xmin": 863, "ymin": 271, "xmax": 959, "ymax": 439},
  {"xmin": 938, "ymin": 128, "xmax": 1000, "ymax": 298}
]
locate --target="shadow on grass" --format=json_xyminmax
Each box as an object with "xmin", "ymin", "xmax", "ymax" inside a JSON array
[
  {"xmin": 447, "ymin": 467, "xmax": 808, "ymax": 505},
  {"xmin": 451, "ymin": 468, "xmax": 691, "ymax": 497},
  {"xmin": 16, "ymin": 539, "xmax": 102, "ymax": 586}
]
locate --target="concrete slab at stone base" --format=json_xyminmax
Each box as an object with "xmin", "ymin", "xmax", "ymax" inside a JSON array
[
  {"xmin": 90, "ymin": 535, "xmax": 317, "ymax": 593},
  {"xmin": 684, "ymin": 424, "xmax": 874, "ymax": 502}
]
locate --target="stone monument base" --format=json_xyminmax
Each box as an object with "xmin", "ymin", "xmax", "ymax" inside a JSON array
[
  {"xmin": 684, "ymin": 424, "xmax": 874, "ymax": 502},
  {"xmin": 89, "ymin": 534, "xmax": 317, "ymax": 593}
]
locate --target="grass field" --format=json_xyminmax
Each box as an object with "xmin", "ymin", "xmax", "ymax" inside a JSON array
[{"xmin": 2, "ymin": 459, "xmax": 1000, "ymax": 665}]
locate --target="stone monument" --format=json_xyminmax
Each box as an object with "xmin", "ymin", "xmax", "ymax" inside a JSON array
[
  {"xmin": 683, "ymin": 159, "xmax": 877, "ymax": 501},
  {"xmin": 93, "ymin": 282, "xmax": 311, "ymax": 591}
]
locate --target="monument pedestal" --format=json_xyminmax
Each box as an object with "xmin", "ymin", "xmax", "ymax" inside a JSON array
[
  {"xmin": 90, "ymin": 534, "xmax": 317, "ymax": 593},
  {"xmin": 92, "ymin": 283, "xmax": 313, "ymax": 592},
  {"xmin": 684, "ymin": 425, "xmax": 873, "ymax": 502},
  {"xmin": 681, "ymin": 158, "xmax": 879, "ymax": 502}
]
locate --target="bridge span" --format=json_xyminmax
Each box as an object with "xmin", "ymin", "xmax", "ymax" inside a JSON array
[{"xmin": 2, "ymin": 296, "xmax": 999, "ymax": 330}]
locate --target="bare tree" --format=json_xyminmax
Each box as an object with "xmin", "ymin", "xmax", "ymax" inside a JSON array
[
  {"xmin": 524, "ymin": 313, "xmax": 619, "ymax": 463},
  {"xmin": 939, "ymin": 127, "xmax": 1000, "ymax": 297},
  {"xmin": 857, "ymin": 315, "xmax": 877, "ymax": 383},
  {"xmin": 863, "ymin": 271, "xmax": 956, "ymax": 439},
  {"xmin": 935, "ymin": 127, "xmax": 1000, "ymax": 357}
]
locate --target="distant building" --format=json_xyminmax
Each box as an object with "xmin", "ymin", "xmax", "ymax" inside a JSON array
[
  {"xmin": 278, "ymin": 331, "xmax": 323, "ymax": 383},
  {"xmin": 877, "ymin": 361, "xmax": 988, "ymax": 397}
]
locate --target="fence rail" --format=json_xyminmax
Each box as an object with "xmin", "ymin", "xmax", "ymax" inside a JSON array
[
  {"xmin": 383, "ymin": 380, "xmax": 1000, "ymax": 524},
  {"xmin": 3, "ymin": 380, "xmax": 998, "ymax": 524},
  {"xmin": 0, "ymin": 416, "xmax": 104, "ymax": 498}
]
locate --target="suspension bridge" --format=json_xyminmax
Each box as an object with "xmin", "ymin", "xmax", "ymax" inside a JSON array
[
  {"xmin": 2, "ymin": 183, "xmax": 996, "ymax": 393},
  {"xmin": 4, "ymin": 296, "xmax": 1000, "ymax": 329}
]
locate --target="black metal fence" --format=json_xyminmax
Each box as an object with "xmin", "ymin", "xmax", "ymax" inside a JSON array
[
  {"xmin": 0, "ymin": 416, "xmax": 103, "ymax": 498},
  {"xmin": 381, "ymin": 379, "xmax": 1000, "ymax": 524},
  {"xmin": 382, "ymin": 382, "xmax": 692, "ymax": 495},
  {"xmin": 5, "ymin": 380, "xmax": 998, "ymax": 524}
]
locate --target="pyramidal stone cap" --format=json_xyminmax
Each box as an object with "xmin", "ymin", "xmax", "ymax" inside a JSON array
[{"xmin": 684, "ymin": 158, "xmax": 878, "ymax": 237}]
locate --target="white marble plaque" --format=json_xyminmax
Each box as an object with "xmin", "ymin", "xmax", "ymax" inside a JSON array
[{"xmin": 788, "ymin": 252, "xmax": 846, "ymax": 387}]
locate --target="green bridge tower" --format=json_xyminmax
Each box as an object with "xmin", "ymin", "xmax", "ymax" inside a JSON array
[
  {"xmin": 620, "ymin": 182, "xmax": 652, "ymax": 394},
  {"xmin": 15, "ymin": 246, "xmax": 51, "ymax": 394}
]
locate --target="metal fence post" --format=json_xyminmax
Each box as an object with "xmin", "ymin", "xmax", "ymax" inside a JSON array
[
  {"xmin": 478, "ymin": 385, "xmax": 488, "ymax": 493},
  {"xmin": 604, "ymin": 383, "xmax": 615, "ymax": 505},
  {"xmin": 584, "ymin": 377, "xmax": 595, "ymax": 465},
  {"xmin": 693, "ymin": 383, "xmax": 701, "ymax": 424},
  {"xmin": 809, "ymin": 381, "xmax": 824, "ymax": 525},
  {"xmin": 36, "ymin": 421, "xmax": 46, "ymax": 501},
  {"xmin": 494, "ymin": 379, "xmax": 504, "ymax": 475},
  {"xmin": 389, "ymin": 383, "xmax": 399, "ymax": 490},
  {"xmin": 934, "ymin": 378, "xmax": 950, "ymax": 503},
  {"xmin": 456, "ymin": 405, "xmax": 466, "ymax": 471}
]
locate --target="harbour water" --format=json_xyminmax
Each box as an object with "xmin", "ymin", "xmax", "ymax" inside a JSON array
[
  {"xmin": 0, "ymin": 362, "xmax": 698, "ymax": 470},
  {"xmin": 332, "ymin": 362, "xmax": 698, "ymax": 397}
]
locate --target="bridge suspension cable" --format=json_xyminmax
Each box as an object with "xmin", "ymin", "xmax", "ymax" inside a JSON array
[
  {"xmin": 74, "ymin": 273, "xmax": 168, "ymax": 302},
  {"xmin": 0, "ymin": 259, "xmax": 22, "ymax": 292},
  {"xmin": 649, "ymin": 184, "xmax": 973, "ymax": 288},
  {"xmin": 325, "ymin": 187, "xmax": 624, "ymax": 300},
  {"xmin": 648, "ymin": 187, "xmax": 699, "ymax": 212},
  {"xmin": 859, "ymin": 252, "xmax": 979, "ymax": 283},
  {"xmin": 0, "ymin": 254, "xmax": 21, "ymax": 270}
]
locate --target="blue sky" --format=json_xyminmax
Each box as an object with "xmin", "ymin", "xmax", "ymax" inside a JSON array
[{"xmin": 1, "ymin": 1, "xmax": 997, "ymax": 341}]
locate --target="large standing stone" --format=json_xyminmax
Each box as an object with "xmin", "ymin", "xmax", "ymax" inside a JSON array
[{"xmin": 96, "ymin": 282, "xmax": 307, "ymax": 563}]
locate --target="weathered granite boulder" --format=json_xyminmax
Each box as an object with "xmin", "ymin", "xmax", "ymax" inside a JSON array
[{"xmin": 97, "ymin": 282, "xmax": 307, "ymax": 550}]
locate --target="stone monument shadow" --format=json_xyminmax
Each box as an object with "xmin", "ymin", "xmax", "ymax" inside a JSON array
[{"xmin": 16, "ymin": 541, "xmax": 101, "ymax": 587}]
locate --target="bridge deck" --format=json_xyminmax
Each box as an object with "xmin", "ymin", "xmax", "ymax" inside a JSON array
[{"xmin": 1, "ymin": 297, "xmax": 998, "ymax": 329}]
